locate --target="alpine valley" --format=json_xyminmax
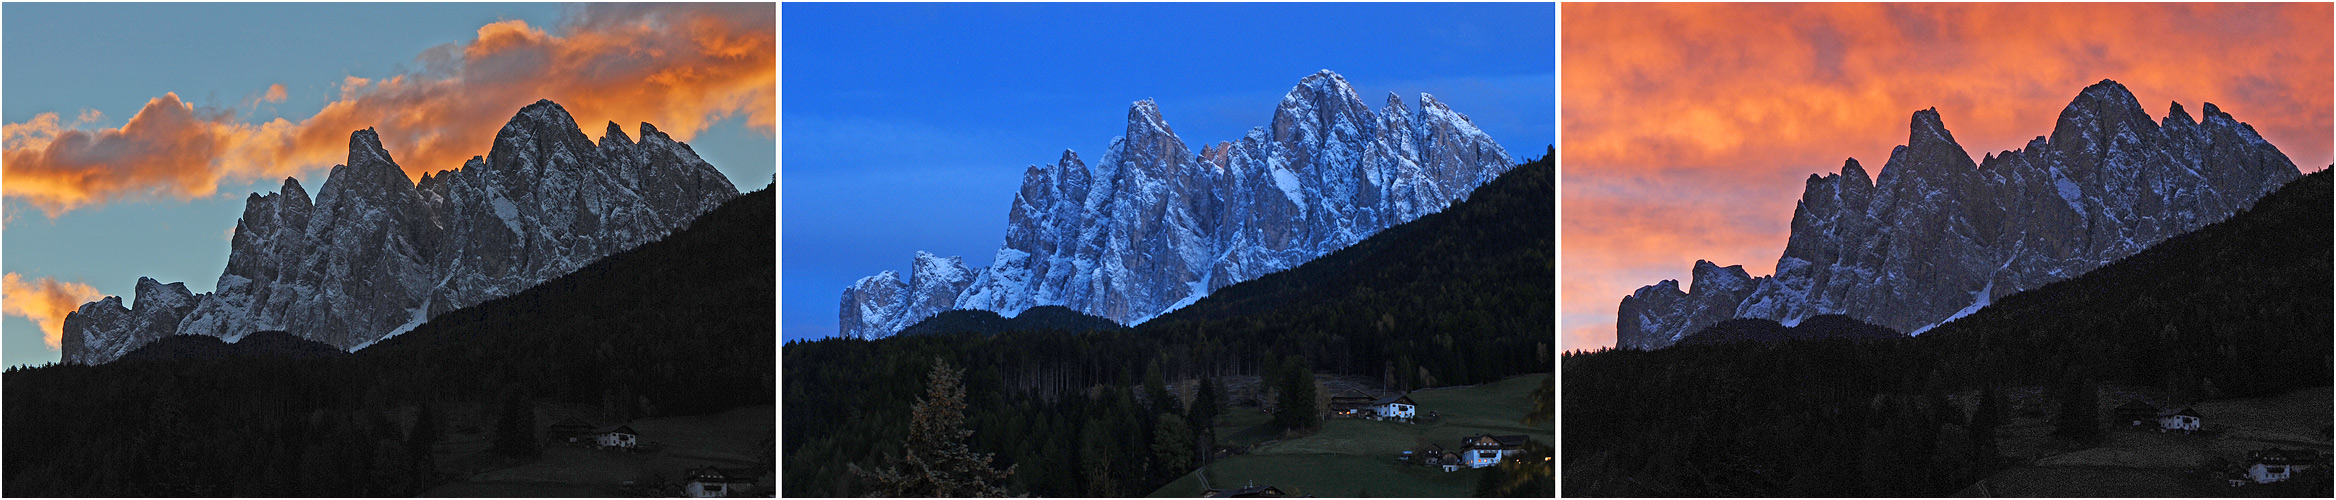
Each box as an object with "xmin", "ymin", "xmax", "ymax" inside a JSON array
[
  {"xmin": 840, "ymin": 70, "xmax": 1518, "ymax": 339},
  {"xmin": 59, "ymin": 100, "xmax": 737, "ymax": 364},
  {"xmin": 786, "ymin": 70, "xmax": 1554, "ymax": 497},
  {"xmin": 1565, "ymin": 81, "xmax": 2331, "ymax": 497}
]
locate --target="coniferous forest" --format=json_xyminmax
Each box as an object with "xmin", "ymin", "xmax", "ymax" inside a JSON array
[
  {"xmin": 783, "ymin": 149, "xmax": 1556, "ymax": 497},
  {"xmin": 2, "ymin": 186, "xmax": 776, "ymax": 497},
  {"xmin": 1564, "ymin": 170, "xmax": 2334, "ymax": 496}
]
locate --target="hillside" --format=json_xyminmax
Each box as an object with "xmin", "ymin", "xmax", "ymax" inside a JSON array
[
  {"xmin": 1563, "ymin": 170, "xmax": 2331, "ymax": 496},
  {"xmin": 1147, "ymin": 374, "xmax": 1555, "ymax": 497},
  {"xmin": 3, "ymin": 185, "xmax": 774, "ymax": 497},
  {"xmin": 113, "ymin": 331, "xmax": 344, "ymax": 363},
  {"xmin": 1675, "ymin": 314, "xmax": 1904, "ymax": 347},
  {"xmin": 784, "ymin": 149, "xmax": 1554, "ymax": 497},
  {"xmin": 898, "ymin": 305, "xmax": 1127, "ymax": 337}
]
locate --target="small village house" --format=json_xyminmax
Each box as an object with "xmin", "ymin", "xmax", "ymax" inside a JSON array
[
  {"xmin": 1462, "ymin": 433, "xmax": 1530, "ymax": 468},
  {"xmin": 1435, "ymin": 450, "xmax": 1464, "ymax": 472},
  {"xmin": 2157, "ymin": 407, "xmax": 2201, "ymax": 434},
  {"xmin": 2112, "ymin": 400, "xmax": 2157, "ymax": 428},
  {"xmin": 1370, "ymin": 394, "xmax": 1417, "ymax": 420},
  {"xmin": 683, "ymin": 465, "xmax": 759, "ymax": 497},
  {"xmin": 547, "ymin": 417, "xmax": 597, "ymax": 443},
  {"xmin": 2246, "ymin": 449, "xmax": 2317, "ymax": 484},
  {"xmin": 596, "ymin": 424, "xmax": 639, "ymax": 449},
  {"xmin": 1328, "ymin": 389, "xmax": 1378, "ymax": 418}
]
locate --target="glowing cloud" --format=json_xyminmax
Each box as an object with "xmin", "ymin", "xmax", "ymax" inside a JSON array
[
  {"xmin": 1, "ymin": 273, "xmax": 106, "ymax": 350},
  {"xmin": 1562, "ymin": 3, "xmax": 2334, "ymax": 350},
  {"xmin": 2, "ymin": 3, "xmax": 774, "ymax": 218}
]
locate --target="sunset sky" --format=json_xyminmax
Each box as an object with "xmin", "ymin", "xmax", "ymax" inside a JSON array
[
  {"xmin": 784, "ymin": 2, "xmax": 1555, "ymax": 341},
  {"xmin": 1562, "ymin": 3, "xmax": 2333, "ymax": 352},
  {"xmin": 1, "ymin": 3, "xmax": 775, "ymax": 368}
]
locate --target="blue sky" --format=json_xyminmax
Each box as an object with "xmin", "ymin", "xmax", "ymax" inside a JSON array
[
  {"xmin": 2, "ymin": 3, "xmax": 775, "ymax": 368},
  {"xmin": 782, "ymin": 2, "xmax": 1556, "ymax": 342}
]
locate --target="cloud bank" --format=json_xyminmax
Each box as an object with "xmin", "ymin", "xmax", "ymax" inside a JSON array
[
  {"xmin": 1, "ymin": 273, "xmax": 105, "ymax": 350},
  {"xmin": 4, "ymin": 2, "xmax": 774, "ymax": 218}
]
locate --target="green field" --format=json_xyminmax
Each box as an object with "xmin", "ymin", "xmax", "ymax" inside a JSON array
[
  {"xmin": 1956, "ymin": 387, "xmax": 2332, "ymax": 497},
  {"xmin": 424, "ymin": 405, "xmax": 773, "ymax": 497},
  {"xmin": 1150, "ymin": 373, "xmax": 1551, "ymax": 497}
]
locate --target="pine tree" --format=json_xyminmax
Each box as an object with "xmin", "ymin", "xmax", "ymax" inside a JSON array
[
  {"xmin": 1274, "ymin": 355, "xmax": 1320, "ymax": 433},
  {"xmin": 850, "ymin": 358, "xmax": 1016, "ymax": 497},
  {"xmin": 2051, "ymin": 376, "xmax": 2100, "ymax": 444},
  {"xmin": 490, "ymin": 390, "xmax": 539, "ymax": 458},
  {"xmin": 1152, "ymin": 414, "xmax": 1193, "ymax": 475}
]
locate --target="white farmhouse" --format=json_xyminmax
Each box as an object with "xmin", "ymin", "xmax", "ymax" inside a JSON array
[
  {"xmin": 684, "ymin": 466, "xmax": 759, "ymax": 497},
  {"xmin": 2246, "ymin": 449, "xmax": 2316, "ymax": 484},
  {"xmin": 597, "ymin": 425, "xmax": 639, "ymax": 449},
  {"xmin": 1462, "ymin": 433, "xmax": 1529, "ymax": 468},
  {"xmin": 2157, "ymin": 407, "xmax": 2201, "ymax": 434},
  {"xmin": 1371, "ymin": 394, "xmax": 1417, "ymax": 420}
]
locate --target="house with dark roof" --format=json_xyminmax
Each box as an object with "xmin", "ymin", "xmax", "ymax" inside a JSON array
[
  {"xmin": 547, "ymin": 417, "xmax": 598, "ymax": 443},
  {"xmin": 684, "ymin": 465, "xmax": 759, "ymax": 497},
  {"xmin": 2158, "ymin": 407, "xmax": 2202, "ymax": 434},
  {"xmin": 2112, "ymin": 400, "xmax": 2158, "ymax": 427},
  {"xmin": 2246, "ymin": 448, "xmax": 2318, "ymax": 484},
  {"xmin": 1461, "ymin": 433, "xmax": 1530, "ymax": 468},
  {"xmin": 596, "ymin": 424, "xmax": 639, "ymax": 449},
  {"xmin": 1329, "ymin": 389, "xmax": 1379, "ymax": 417},
  {"xmin": 1370, "ymin": 394, "xmax": 1417, "ymax": 420}
]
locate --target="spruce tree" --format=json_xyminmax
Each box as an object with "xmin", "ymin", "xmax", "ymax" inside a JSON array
[
  {"xmin": 1274, "ymin": 355, "xmax": 1320, "ymax": 432},
  {"xmin": 850, "ymin": 358, "xmax": 1015, "ymax": 497}
]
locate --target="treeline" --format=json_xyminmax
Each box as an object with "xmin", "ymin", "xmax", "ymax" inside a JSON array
[
  {"xmin": 1563, "ymin": 170, "xmax": 2333, "ymax": 496},
  {"xmin": 3, "ymin": 186, "xmax": 777, "ymax": 497},
  {"xmin": 784, "ymin": 149, "xmax": 1557, "ymax": 497}
]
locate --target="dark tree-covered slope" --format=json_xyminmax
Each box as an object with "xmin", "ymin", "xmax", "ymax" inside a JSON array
[
  {"xmin": 113, "ymin": 331, "xmax": 344, "ymax": 363},
  {"xmin": 898, "ymin": 305, "xmax": 1127, "ymax": 337},
  {"xmin": 3, "ymin": 185, "xmax": 774, "ymax": 497},
  {"xmin": 1676, "ymin": 315, "xmax": 1905, "ymax": 347},
  {"xmin": 784, "ymin": 148, "xmax": 1555, "ymax": 498},
  {"xmin": 1563, "ymin": 170, "xmax": 2332, "ymax": 497}
]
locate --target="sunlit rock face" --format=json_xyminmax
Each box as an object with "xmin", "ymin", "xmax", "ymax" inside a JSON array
[
  {"xmin": 64, "ymin": 100, "xmax": 738, "ymax": 363},
  {"xmin": 1620, "ymin": 80, "xmax": 2301, "ymax": 350},
  {"xmin": 842, "ymin": 69, "xmax": 1520, "ymax": 339}
]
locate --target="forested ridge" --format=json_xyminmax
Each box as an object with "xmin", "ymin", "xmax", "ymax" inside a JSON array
[
  {"xmin": 3, "ymin": 185, "xmax": 776, "ymax": 497},
  {"xmin": 1564, "ymin": 170, "xmax": 2333, "ymax": 496},
  {"xmin": 783, "ymin": 148, "xmax": 1556, "ymax": 497}
]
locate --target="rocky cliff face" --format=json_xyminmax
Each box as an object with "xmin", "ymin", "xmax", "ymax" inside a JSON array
[
  {"xmin": 842, "ymin": 70, "xmax": 1521, "ymax": 339},
  {"xmin": 1618, "ymin": 80, "xmax": 2300, "ymax": 350},
  {"xmin": 63, "ymin": 99, "xmax": 739, "ymax": 363}
]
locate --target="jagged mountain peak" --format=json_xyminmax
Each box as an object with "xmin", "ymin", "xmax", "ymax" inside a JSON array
[
  {"xmin": 1618, "ymin": 81, "xmax": 2302, "ymax": 350},
  {"xmin": 601, "ymin": 120, "xmax": 634, "ymax": 149},
  {"xmin": 63, "ymin": 98, "xmax": 741, "ymax": 362},
  {"xmin": 843, "ymin": 71, "xmax": 1522, "ymax": 339},
  {"xmin": 1127, "ymin": 98, "xmax": 1174, "ymax": 136},
  {"xmin": 347, "ymin": 127, "xmax": 396, "ymax": 171}
]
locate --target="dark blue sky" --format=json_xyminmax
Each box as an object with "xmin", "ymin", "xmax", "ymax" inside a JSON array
[{"xmin": 782, "ymin": 2, "xmax": 1555, "ymax": 341}]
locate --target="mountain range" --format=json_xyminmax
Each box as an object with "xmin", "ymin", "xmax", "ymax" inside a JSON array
[
  {"xmin": 1618, "ymin": 80, "xmax": 2301, "ymax": 350},
  {"xmin": 59, "ymin": 100, "xmax": 739, "ymax": 364},
  {"xmin": 840, "ymin": 70, "xmax": 1519, "ymax": 339}
]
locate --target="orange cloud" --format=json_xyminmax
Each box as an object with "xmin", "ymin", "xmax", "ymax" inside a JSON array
[
  {"xmin": 262, "ymin": 84, "xmax": 287, "ymax": 104},
  {"xmin": 1562, "ymin": 2, "xmax": 2334, "ymax": 350},
  {"xmin": 1, "ymin": 273, "xmax": 106, "ymax": 350},
  {"xmin": 2, "ymin": 3, "xmax": 774, "ymax": 218}
]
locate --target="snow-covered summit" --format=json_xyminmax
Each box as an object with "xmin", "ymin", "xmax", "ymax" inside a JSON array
[
  {"xmin": 61, "ymin": 99, "xmax": 740, "ymax": 364},
  {"xmin": 1619, "ymin": 80, "xmax": 2300, "ymax": 350},
  {"xmin": 841, "ymin": 70, "xmax": 1521, "ymax": 339}
]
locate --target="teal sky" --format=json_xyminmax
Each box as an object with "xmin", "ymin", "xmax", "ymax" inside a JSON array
[{"xmin": 2, "ymin": 3, "xmax": 776, "ymax": 368}]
